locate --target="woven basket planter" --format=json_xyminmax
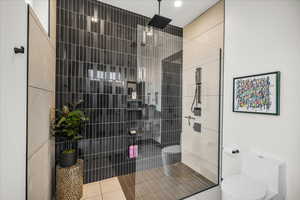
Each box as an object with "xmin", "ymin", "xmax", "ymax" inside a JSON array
[{"xmin": 56, "ymin": 160, "xmax": 83, "ymax": 200}]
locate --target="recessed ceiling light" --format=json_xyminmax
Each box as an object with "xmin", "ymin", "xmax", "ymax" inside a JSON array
[{"xmin": 174, "ymin": 0, "xmax": 182, "ymax": 8}]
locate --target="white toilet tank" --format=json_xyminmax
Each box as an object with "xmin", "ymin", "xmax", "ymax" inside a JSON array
[{"xmin": 242, "ymin": 151, "xmax": 285, "ymax": 198}]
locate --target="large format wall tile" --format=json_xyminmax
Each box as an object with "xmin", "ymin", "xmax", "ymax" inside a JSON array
[
  {"xmin": 182, "ymin": 119, "xmax": 219, "ymax": 165},
  {"xmin": 200, "ymin": 95, "xmax": 220, "ymax": 131},
  {"xmin": 27, "ymin": 87, "xmax": 52, "ymax": 158},
  {"xmin": 49, "ymin": 0, "xmax": 57, "ymax": 47},
  {"xmin": 183, "ymin": 59, "xmax": 220, "ymax": 97},
  {"xmin": 27, "ymin": 6, "xmax": 56, "ymax": 200},
  {"xmin": 182, "ymin": 149, "xmax": 218, "ymax": 183},
  {"xmin": 183, "ymin": 0, "xmax": 224, "ymax": 40},
  {"xmin": 28, "ymin": 141, "xmax": 52, "ymax": 200},
  {"xmin": 183, "ymin": 23, "xmax": 223, "ymax": 76},
  {"xmin": 182, "ymin": 1, "xmax": 224, "ymax": 184},
  {"xmin": 28, "ymin": 10, "xmax": 55, "ymax": 92}
]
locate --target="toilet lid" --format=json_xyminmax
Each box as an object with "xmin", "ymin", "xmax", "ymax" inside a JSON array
[{"xmin": 222, "ymin": 175, "xmax": 267, "ymax": 200}]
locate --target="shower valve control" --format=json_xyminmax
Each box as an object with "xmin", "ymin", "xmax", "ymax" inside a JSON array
[{"xmin": 184, "ymin": 115, "xmax": 195, "ymax": 126}]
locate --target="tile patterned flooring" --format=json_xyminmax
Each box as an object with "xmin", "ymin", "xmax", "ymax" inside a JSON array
[
  {"xmin": 81, "ymin": 177, "xmax": 126, "ymax": 200},
  {"xmin": 82, "ymin": 162, "xmax": 215, "ymax": 200}
]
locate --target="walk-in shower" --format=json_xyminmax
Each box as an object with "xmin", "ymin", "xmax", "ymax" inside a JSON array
[{"xmin": 55, "ymin": 0, "xmax": 223, "ymax": 199}]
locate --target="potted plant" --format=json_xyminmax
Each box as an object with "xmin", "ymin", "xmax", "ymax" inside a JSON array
[{"xmin": 52, "ymin": 100, "xmax": 88, "ymax": 168}]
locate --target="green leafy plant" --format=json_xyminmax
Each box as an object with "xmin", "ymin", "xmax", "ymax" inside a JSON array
[
  {"xmin": 52, "ymin": 100, "xmax": 89, "ymax": 141},
  {"xmin": 62, "ymin": 149, "xmax": 76, "ymax": 154}
]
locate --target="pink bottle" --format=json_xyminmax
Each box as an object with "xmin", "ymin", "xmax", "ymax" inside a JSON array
[{"xmin": 129, "ymin": 145, "xmax": 134, "ymax": 158}]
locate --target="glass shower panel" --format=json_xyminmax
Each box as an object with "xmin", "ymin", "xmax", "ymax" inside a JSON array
[
  {"xmin": 134, "ymin": 25, "xmax": 185, "ymax": 199},
  {"xmin": 54, "ymin": 0, "xmax": 222, "ymax": 199}
]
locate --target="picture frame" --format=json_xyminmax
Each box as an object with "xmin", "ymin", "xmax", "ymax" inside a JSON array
[{"xmin": 233, "ymin": 71, "xmax": 280, "ymax": 115}]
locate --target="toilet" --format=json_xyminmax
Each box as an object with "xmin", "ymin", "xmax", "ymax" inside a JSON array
[
  {"xmin": 162, "ymin": 145, "xmax": 181, "ymax": 176},
  {"xmin": 222, "ymin": 151, "xmax": 285, "ymax": 200}
]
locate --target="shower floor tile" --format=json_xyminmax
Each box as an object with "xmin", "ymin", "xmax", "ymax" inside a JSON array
[
  {"xmin": 82, "ymin": 182, "xmax": 101, "ymax": 199},
  {"xmin": 100, "ymin": 177, "xmax": 123, "ymax": 194},
  {"xmin": 118, "ymin": 162, "xmax": 216, "ymax": 200},
  {"xmin": 82, "ymin": 162, "xmax": 215, "ymax": 200}
]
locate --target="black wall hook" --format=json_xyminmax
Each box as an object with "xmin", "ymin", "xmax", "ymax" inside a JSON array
[
  {"xmin": 232, "ymin": 149, "xmax": 240, "ymax": 154},
  {"xmin": 14, "ymin": 46, "xmax": 24, "ymax": 54}
]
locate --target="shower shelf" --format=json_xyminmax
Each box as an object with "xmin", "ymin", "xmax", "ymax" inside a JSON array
[
  {"xmin": 127, "ymin": 98, "xmax": 143, "ymax": 102},
  {"xmin": 126, "ymin": 108, "xmax": 143, "ymax": 111},
  {"xmin": 128, "ymin": 132, "xmax": 143, "ymax": 137}
]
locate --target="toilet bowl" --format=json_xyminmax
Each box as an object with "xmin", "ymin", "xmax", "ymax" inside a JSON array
[
  {"xmin": 162, "ymin": 145, "xmax": 181, "ymax": 176},
  {"xmin": 222, "ymin": 151, "xmax": 284, "ymax": 200}
]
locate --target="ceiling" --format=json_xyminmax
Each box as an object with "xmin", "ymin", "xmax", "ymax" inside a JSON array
[{"xmin": 98, "ymin": 0, "xmax": 219, "ymax": 27}]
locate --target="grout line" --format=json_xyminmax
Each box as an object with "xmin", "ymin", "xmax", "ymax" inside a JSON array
[
  {"xmin": 27, "ymin": 139, "xmax": 50, "ymax": 160},
  {"xmin": 184, "ymin": 21, "xmax": 224, "ymax": 41},
  {"xmin": 98, "ymin": 181, "xmax": 103, "ymax": 199},
  {"xmin": 28, "ymin": 85, "xmax": 54, "ymax": 93}
]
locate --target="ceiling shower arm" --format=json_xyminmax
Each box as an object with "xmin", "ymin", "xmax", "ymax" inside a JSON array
[{"xmin": 158, "ymin": 0, "xmax": 162, "ymax": 15}]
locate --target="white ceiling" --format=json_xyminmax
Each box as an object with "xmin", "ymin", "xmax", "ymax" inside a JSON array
[{"xmin": 98, "ymin": 0, "xmax": 219, "ymax": 27}]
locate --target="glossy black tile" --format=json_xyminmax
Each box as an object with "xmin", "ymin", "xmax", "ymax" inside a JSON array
[{"xmin": 56, "ymin": 0, "xmax": 182, "ymax": 184}]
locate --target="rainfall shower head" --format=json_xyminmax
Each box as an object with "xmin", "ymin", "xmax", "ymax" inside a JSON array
[
  {"xmin": 148, "ymin": 0, "xmax": 172, "ymax": 29},
  {"xmin": 148, "ymin": 15, "xmax": 172, "ymax": 29}
]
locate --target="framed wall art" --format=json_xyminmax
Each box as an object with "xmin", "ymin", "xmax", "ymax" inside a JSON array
[{"xmin": 233, "ymin": 71, "xmax": 280, "ymax": 115}]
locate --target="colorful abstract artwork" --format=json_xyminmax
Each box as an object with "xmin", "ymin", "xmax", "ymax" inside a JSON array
[{"xmin": 233, "ymin": 72, "xmax": 280, "ymax": 115}]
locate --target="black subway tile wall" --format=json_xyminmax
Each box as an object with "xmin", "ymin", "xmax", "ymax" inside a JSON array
[
  {"xmin": 56, "ymin": 0, "xmax": 182, "ymax": 183},
  {"xmin": 161, "ymin": 51, "xmax": 183, "ymax": 147}
]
